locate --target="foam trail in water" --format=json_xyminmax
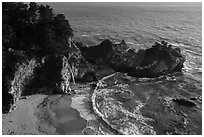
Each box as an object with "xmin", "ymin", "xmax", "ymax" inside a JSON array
[{"xmin": 91, "ymin": 87, "xmax": 156, "ymax": 135}]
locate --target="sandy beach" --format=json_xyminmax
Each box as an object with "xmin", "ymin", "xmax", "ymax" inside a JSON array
[
  {"xmin": 2, "ymin": 95, "xmax": 47, "ymax": 135},
  {"xmin": 2, "ymin": 84, "xmax": 93, "ymax": 135}
]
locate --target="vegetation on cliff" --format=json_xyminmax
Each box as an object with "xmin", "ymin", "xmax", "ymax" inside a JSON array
[
  {"xmin": 2, "ymin": 2, "xmax": 74, "ymax": 113},
  {"xmin": 3, "ymin": 2, "xmax": 73, "ymax": 56}
]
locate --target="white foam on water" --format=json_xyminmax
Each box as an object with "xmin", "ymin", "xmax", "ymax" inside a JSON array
[
  {"xmin": 170, "ymin": 42, "xmax": 189, "ymax": 48},
  {"xmin": 91, "ymin": 88, "xmax": 156, "ymax": 135},
  {"xmin": 71, "ymin": 89, "xmax": 97, "ymax": 121},
  {"xmin": 82, "ymin": 34, "xmax": 89, "ymax": 37},
  {"xmin": 126, "ymin": 41, "xmax": 135, "ymax": 45},
  {"xmin": 183, "ymin": 61, "xmax": 194, "ymax": 73},
  {"xmin": 183, "ymin": 49, "xmax": 202, "ymax": 56},
  {"xmin": 165, "ymin": 76, "xmax": 177, "ymax": 81}
]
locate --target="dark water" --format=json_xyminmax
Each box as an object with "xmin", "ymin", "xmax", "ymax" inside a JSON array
[
  {"xmin": 55, "ymin": 6, "xmax": 202, "ymax": 135},
  {"xmin": 92, "ymin": 73, "xmax": 202, "ymax": 134},
  {"xmin": 49, "ymin": 95, "xmax": 87, "ymax": 135},
  {"xmin": 54, "ymin": 107, "xmax": 86, "ymax": 135}
]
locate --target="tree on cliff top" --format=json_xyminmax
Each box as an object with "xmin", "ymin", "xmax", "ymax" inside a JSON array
[{"xmin": 2, "ymin": 2, "xmax": 73, "ymax": 56}]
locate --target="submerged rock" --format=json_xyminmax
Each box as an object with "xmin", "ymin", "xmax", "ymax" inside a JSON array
[{"xmin": 173, "ymin": 98, "xmax": 196, "ymax": 107}]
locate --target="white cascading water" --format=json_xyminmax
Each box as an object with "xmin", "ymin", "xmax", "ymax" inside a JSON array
[{"xmin": 60, "ymin": 56, "xmax": 74, "ymax": 94}]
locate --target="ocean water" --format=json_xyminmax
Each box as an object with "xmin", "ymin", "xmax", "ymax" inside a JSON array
[{"xmin": 56, "ymin": 6, "xmax": 202, "ymax": 135}]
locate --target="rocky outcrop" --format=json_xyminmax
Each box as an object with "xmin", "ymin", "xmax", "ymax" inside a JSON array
[
  {"xmin": 76, "ymin": 40, "xmax": 114, "ymax": 64},
  {"xmin": 18, "ymin": 39, "xmax": 185, "ymax": 97},
  {"xmin": 77, "ymin": 40, "xmax": 185, "ymax": 78},
  {"xmin": 8, "ymin": 39, "xmax": 186, "ymax": 99},
  {"xmin": 4, "ymin": 39, "xmax": 185, "ymax": 113}
]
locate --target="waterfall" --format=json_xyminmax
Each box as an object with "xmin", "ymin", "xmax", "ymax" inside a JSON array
[{"xmin": 60, "ymin": 56, "xmax": 75, "ymax": 94}]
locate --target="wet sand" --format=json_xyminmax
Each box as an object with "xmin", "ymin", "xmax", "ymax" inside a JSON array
[
  {"xmin": 48, "ymin": 95, "xmax": 87, "ymax": 135},
  {"xmin": 2, "ymin": 83, "xmax": 104, "ymax": 135}
]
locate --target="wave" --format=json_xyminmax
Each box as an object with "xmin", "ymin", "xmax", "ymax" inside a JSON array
[
  {"xmin": 183, "ymin": 49, "xmax": 202, "ymax": 56},
  {"xmin": 91, "ymin": 87, "xmax": 156, "ymax": 135},
  {"xmin": 82, "ymin": 34, "xmax": 89, "ymax": 37}
]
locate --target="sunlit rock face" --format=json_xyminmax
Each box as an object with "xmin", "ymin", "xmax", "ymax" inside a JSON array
[{"xmin": 77, "ymin": 40, "xmax": 185, "ymax": 78}]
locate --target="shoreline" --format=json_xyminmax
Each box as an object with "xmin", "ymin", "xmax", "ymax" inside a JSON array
[{"xmin": 2, "ymin": 83, "xmax": 97, "ymax": 135}]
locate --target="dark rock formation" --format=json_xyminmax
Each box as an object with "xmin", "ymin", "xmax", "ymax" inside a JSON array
[
  {"xmin": 76, "ymin": 40, "xmax": 114, "ymax": 64},
  {"xmin": 77, "ymin": 40, "xmax": 185, "ymax": 78},
  {"xmin": 75, "ymin": 59, "xmax": 97, "ymax": 82},
  {"xmin": 173, "ymin": 98, "xmax": 196, "ymax": 107},
  {"xmin": 22, "ymin": 55, "xmax": 65, "ymax": 96}
]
